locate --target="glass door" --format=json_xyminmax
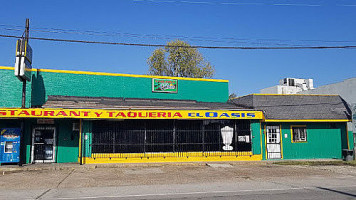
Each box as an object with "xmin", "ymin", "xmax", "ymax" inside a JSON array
[
  {"xmin": 266, "ymin": 125, "xmax": 282, "ymax": 159},
  {"xmin": 31, "ymin": 126, "xmax": 56, "ymax": 163}
]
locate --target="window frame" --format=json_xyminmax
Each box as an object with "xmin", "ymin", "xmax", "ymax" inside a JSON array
[{"xmin": 291, "ymin": 125, "xmax": 307, "ymax": 143}]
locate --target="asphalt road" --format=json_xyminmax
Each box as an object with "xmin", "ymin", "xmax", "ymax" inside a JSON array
[
  {"xmin": 53, "ymin": 187, "xmax": 356, "ymax": 200},
  {"xmin": 5, "ymin": 180, "xmax": 356, "ymax": 200},
  {"xmin": 1, "ymin": 162, "xmax": 356, "ymax": 199},
  {"xmin": 3, "ymin": 176, "xmax": 356, "ymax": 200},
  {"xmin": 36, "ymin": 185, "xmax": 356, "ymax": 200}
]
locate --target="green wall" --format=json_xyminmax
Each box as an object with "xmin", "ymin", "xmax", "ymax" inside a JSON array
[
  {"xmin": 261, "ymin": 122, "xmax": 349, "ymax": 160},
  {"xmin": 56, "ymin": 120, "xmax": 80, "ymax": 163},
  {"xmin": 0, "ymin": 68, "xmax": 229, "ymax": 108},
  {"xmin": 0, "ymin": 69, "xmax": 32, "ymax": 107}
]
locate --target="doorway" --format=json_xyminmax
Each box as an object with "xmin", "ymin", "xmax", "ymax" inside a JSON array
[
  {"xmin": 266, "ymin": 125, "xmax": 282, "ymax": 159},
  {"xmin": 31, "ymin": 126, "xmax": 56, "ymax": 163}
]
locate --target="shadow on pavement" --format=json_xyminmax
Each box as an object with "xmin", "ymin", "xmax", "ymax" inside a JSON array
[{"xmin": 317, "ymin": 187, "xmax": 356, "ymax": 198}]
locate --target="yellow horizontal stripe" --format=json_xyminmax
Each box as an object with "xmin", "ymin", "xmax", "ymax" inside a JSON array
[
  {"xmin": 82, "ymin": 154, "xmax": 262, "ymax": 164},
  {"xmin": 252, "ymin": 93, "xmax": 339, "ymax": 96},
  {"xmin": 264, "ymin": 119, "xmax": 350, "ymax": 122},
  {"xmin": 0, "ymin": 66, "xmax": 14, "ymax": 70},
  {"xmin": 91, "ymin": 151, "xmax": 253, "ymax": 158},
  {"xmin": 0, "ymin": 66, "xmax": 228, "ymax": 83},
  {"xmin": 230, "ymin": 93, "xmax": 340, "ymax": 100}
]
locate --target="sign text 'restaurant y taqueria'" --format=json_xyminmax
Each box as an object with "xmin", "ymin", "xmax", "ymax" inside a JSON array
[{"xmin": 0, "ymin": 109, "xmax": 263, "ymax": 119}]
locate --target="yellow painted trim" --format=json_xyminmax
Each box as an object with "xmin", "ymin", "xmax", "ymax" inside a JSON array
[
  {"xmin": 346, "ymin": 124, "xmax": 350, "ymax": 150},
  {"xmin": 0, "ymin": 66, "xmax": 15, "ymax": 70},
  {"xmin": 264, "ymin": 119, "xmax": 350, "ymax": 122},
  {"xmin": 15, "ymin": 40, "xmax": 19, "ymax": 56},
  {"xmin": 83, "ymin": 153, "xmax": 262, "ymax": 164},
  {"xmin": 91, "ymin": 151, "xmax": 252, "ymax": 158},
  {"xmin": 78, "ymin": 119, "xmax": 82, "ymax": 163},
  {"xmin": 290, "ymin": 125, "xmax": 307, "ymax": 143},
  {"xmin": 252, "ymin": 93, "xmax": 339, "ymax": 96},
  {"xmin": 0, "ymin": 66, "xmax": 228, "ymax": 83},
  {"xmin": 279, "ymin": 124, "xmax": 284, "ymax": 159},
  {"xmin": 260, "ymin": 122, "xmax": 263, "ymax": 158}
]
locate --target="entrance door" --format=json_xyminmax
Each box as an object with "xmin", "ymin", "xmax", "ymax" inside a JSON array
[
  {"xmin": 266, "ymin": 125, "xmax": 282, "ymax": 159},
  {"xmin": 31, "ymin": 127, "xmax": 56, "ymax": 163}
]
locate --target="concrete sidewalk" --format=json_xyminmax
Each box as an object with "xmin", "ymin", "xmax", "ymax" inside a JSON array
[
  {"xmin": 0, "ymin": 163, "xmax": 88, "ymax": 174},
  {"xmin": 0, "ymin": 159, "xmax": 343, "ymax": 172},
  {"xmin": 0, "ymin": 161, "xmax": 209, "ymax": 173},
  {"xmin": 1, "ymin": 161, "xmax": 356, "ymax": 189},
  {"xmin": 0, "ymin": 161, "xmax": 266, "ymax": 173}
]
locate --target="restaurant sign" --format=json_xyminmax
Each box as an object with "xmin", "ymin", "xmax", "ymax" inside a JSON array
[
  {"xmin": 0, "ymin": 109, "xmax": 263, "ymax": 120},
  {"xmin": 152, "ymin": 78, "xmax": 178, "ymax": 93}
]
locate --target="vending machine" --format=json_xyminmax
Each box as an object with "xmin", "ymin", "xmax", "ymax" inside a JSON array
[{"xmin": 0, "ymin": 128, "xmax": 21, "ymax": 164}]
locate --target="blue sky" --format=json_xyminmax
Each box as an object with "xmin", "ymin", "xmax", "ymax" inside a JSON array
[{"xmin": 0, "ymin": 0, "xmax": 355, "ymax": 96}]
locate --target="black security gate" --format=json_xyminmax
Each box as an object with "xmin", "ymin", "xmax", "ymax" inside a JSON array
[
  {"xmin": 32, "ymin": 126, "xmax": 56, "ymax": 163},
  {"xmin": 91, "ymin": 119, "xmax": 251, "ymax": 158}
]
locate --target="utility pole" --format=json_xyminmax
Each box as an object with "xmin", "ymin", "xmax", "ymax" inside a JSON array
[
  {"xmin": 21, "ymin": 18, "xmax": 29, "ymax": 108},
  {"xmin": 19, "ymin": 18, "xmax": 30, "ymax": 166}
]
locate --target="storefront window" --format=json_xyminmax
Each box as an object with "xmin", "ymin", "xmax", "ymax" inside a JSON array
[
  {"xmin": 292, "ymin": 126, "xmax": 307, "ymax": 142},
  {"xmin": 91, "ymin": 119, "xmax": 252, "ymax": 154}
]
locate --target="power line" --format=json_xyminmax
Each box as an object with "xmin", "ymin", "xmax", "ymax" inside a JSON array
[
  {"xmin": 1, "ymin": 24, "xmax": 356, "ymax": 47},
  {"xmin": 25, "ymin": 28, "xmax": 356, "ymax": 44},
  {"xmin": 132, "ymin": 0, "xmax": 356, "ymax": 7},
  {"xmin": 2, "ymin": 23, "xmax": 356, "ymax": 44},
  {"xmin": 1, "ymin": 34, "xmax": 356, "ymax": 50}
]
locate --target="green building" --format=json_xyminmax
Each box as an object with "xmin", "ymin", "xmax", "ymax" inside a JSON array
[
  {"xmin": 231, "ymin": 94, "xmax": 353, "ymax": 160},
  {"xmin": 0, "ymin": 66, "xmax": 353, "ymax": 164}
]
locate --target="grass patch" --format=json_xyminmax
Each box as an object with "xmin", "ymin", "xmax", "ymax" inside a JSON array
[{"xmin": 274, "ymin": 160, "xmax": 356, "ymax": 166}]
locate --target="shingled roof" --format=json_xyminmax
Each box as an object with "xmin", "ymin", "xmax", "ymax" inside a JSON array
[
  {"xmin": 230, "ymin": 94, "xmax": 351, "ymax": 120},
  {"xmin": 42, "ymin": 95, "xmax": 249, "ymax": 110}
]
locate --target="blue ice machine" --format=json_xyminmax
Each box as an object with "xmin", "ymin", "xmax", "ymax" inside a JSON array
[{"xmin": 0, "ymin": 128, "xmax": 21, "ymax": 164}]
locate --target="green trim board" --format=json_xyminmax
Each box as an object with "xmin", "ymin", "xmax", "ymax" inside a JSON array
[
  {"xmin": 82, "ymin": 120, "xmax": 92, "ymax": 158},
  {"xmin": 250, "ymin": 120, "xmax": 262, "ymax": 155},
  {"xmin": 348, "ymin": 131, "xmax": 354, "ymax": 150}
]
